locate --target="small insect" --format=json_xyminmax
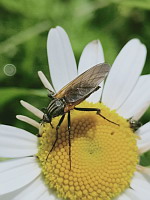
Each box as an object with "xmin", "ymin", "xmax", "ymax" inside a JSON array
[
  {"xmin": 128, "ymin": 118, "xmax": 142, "ymax": 131},
  {"xmin": 42, "ymin": 63, "xmax": 119, "ymax": 168}
]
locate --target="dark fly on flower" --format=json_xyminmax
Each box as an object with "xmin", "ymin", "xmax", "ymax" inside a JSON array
[
  {"xmin": 129, "ymin": 118, "xmax": 142, "ymax": 131},
  {"xmin": 42, "ymin": 63, "xmax": 119, "ymax": 168}
]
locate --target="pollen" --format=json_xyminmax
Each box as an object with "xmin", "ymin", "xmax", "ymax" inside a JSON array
[{"xmin": 37, "ymin": 101, "xmax": 138, "ymax": 200}]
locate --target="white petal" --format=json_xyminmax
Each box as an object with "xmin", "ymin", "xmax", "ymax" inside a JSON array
[
  {"xmin": 102, "ymin": 39, "xmax": 147, "ymax": 110},
  {"xmin": 78, "ymin": 40, "xmax": 104, "ymax": 74},
  {"xmin": 134, "ymin": 121, "xmax": 150, "ymax": 154},
  {"xmin": 137, "ymin": 125, "xmax": 150, "ymax": 150},
  {"xmin": 137, "ymin": 122, "xmax": 150, "ymax": 135},
  {"xmin": 138, "ymin": 140, "xmax": 150, "ymax": 154},
  {"xmin": 117, "ymin": 75, "xmax": 150, "ymax": 119},
  {"xmin": 38, "ymin": 71, "xmax": 55, "ymax": 92},
  {"xmin": 0, "ymin": 157, "xmax": 41, "ymax": 195},
  {"xmin": 0, "ymin": 175, "xmax": 61, "ymax": 200},
  {"xmin": 115, "ymin": 193, "xmax": 131, "ymax": 200},
  {"xmin": 20, "ymin": 100, "xmax": 44, "ymax": 119},
  {"xmin": 16, "ymin": 115, "xmax": 40, "ymax": 129},
  {"xmin": 0, "ymin": 188, "xmax": 25, "ymax": 200},
  {"xmin": 47, "ymin": 26, "xmax": 77, "ymax": 92},
  {"xmin": 137, "ymin": 165, "xmax": 150, "ymax": 177},
  {"xmin": 131, "ymin": 171, "xmax": 150, "ymax": 188},
  {"xmin": 0, "ymin": 125, "xmax": 38, "ymax": 158},
  {"xmin": 128, "ymin": 172, "xmax": 150, "ymax": 199},
  {"xmin": 38, "ymin": 191, "xmax": 56, "ymax": 200},
  {"xmin": 78, "ymin": 40, "xmax": 105, "ymax": 103},
  {"xmin": 38, "ymin": 189, "xmax": 61, "ymax": 200},
  {"xmin": 125, "ymin": 188, "xmax": 146, "ymax": 200},
  {"xmin": 137, "ymin": 134, "xmax": 150, "ymax": 148},
  {"xmin": 138, "ymin": 144, "xmax": 150, "ymax": 154},
  {"xmin": 11, "ymin": 176, "xmax": 52, "ymax": 200}
]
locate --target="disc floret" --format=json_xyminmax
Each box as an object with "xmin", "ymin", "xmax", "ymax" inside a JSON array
[{"xmin": 37, "ymin": 101, "xmax": 138, "ymax": 200}]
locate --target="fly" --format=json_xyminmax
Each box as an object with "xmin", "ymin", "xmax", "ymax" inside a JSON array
[
  {"xmin": 128, "ymin": 118, "xmax": 142, "ymax": 131},
  {"xmin": 42, "ymin": 63, "xmax": 119, "ymax": 169}
]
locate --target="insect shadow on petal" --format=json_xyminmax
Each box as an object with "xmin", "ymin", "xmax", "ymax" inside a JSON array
[{"xmin": 41, "ymin": 63, "xmax": 119, "ymax": 169}]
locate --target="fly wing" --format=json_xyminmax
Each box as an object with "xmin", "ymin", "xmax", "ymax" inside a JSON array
[{"xmin": 54, "ymin": 63, "xmax": 110, "ymax": 103}]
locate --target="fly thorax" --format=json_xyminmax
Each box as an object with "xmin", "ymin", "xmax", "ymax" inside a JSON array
[{"xmin": 47, "ymin": 98, "xmax": 65, "ymax": 118}]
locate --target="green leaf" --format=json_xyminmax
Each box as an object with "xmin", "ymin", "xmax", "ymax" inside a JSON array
[
  {"xmin": 0, "ymin": 87, "xmax": 46, "ymax": 107},
  {"xmin": 140, "ymin": 151, "xmax": 150, "ymax": 166},
  {"xmin": 0, "ymin": 21, "xmax": 51, "ymax": 54},
  {"xmin": 114, "ymin": 0, "xmax": 150, "ymax": 10}
]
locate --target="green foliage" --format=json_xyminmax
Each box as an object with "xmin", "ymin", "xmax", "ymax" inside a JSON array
[
  {"xmin": 0, "ymin": 0, "xmax": 150, "ymax": 164},
  {"xmin": 117, "ymin": 0, "xmax": 150, "ymax": 10},
  {"xmin": 0, "ymin": 87, "xmax": 46, "ymax": 106},
  {"xmin": 140, "ymin": 151, "xmax": 150, "ymax": 166}
]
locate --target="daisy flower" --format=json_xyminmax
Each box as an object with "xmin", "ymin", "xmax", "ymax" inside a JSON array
[{"xmin": 0, "ymin": 26, "xmax": 150, "ymax": 200}]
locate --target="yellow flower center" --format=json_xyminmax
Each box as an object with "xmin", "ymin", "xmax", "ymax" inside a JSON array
[{"xmin": 37, "ymin": 101, "xmax": 138, "ymax": 200}]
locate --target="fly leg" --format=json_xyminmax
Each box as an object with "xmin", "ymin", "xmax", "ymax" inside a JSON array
[
  {"xmin": 51, "ymin": 114, "xmax": 65, "ymax": 152},
  {"xmin": 46, "ymin": 114, "xmax": 65, "ymax": 161},
  {"xmin": 74, "ymin": 107, "xmax": 119, "ymax": 126},
  {"xmin": 67, "ymin": 111, "xmax": 72, "ymax": 170}
]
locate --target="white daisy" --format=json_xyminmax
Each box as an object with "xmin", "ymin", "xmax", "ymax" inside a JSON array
[{"xmin": 0, "ymin": 26, "xmax": 150, "ymax": 200}]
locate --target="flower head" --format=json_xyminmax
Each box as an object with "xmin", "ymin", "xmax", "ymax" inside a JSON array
[
  {"xmin": 0, "ymin": 26, "xmax": 150, "ymax": 200},
  {"xmin": 38, "ymin": 101, "xmax": 139, "ymax": 200}
]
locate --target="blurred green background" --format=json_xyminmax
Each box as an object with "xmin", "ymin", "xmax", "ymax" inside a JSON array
[{"xmin": 0, "ymin": 0, "xmax": 150, "ymax": 163}]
